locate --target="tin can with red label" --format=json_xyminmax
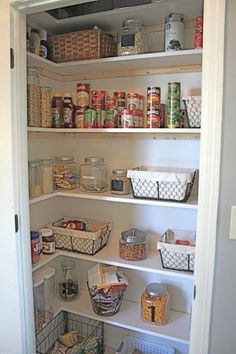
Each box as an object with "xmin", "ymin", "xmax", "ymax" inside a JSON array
[
  {"xmin": 114, "ymin": 91, "xmax": 126, "ymax": 110},
  {"xmin": 75, "ymin": 106, "xmax": 88, "ymax": 128},
  {"xmin": 139, "ymin": 110, "xmax": 144, "ymax": 128},
  {"xmin": 84, "ymin": 109, "xmax": 96, "ymax": 128},
  {"xmin": 132, "ymin": 110, "xmax": 140, "ymax": 128},
  {"xmin": 91, "ymin": 90, "xmax": 106, "ymax": 110},
  {"xmin": 105, "ymin": 109, "xmax": 118, "ymax": 128},
  {"xmin": 127, "ymin": 93, "xmax": 140, "ymax": 110},
  {"xmin": 160, "ymin": 104, "xmax": 166, "ymax": 128},
  {"xmin": 139, "ymin": 94, "xmax": 144, "ymax": 111},
  {"xmin": 76, "ymin": 83, "xmax": 90, "ymax": 107},
  {"xmin": 147, "ymin": 87, "xmax": 161, "ymax": 111},
  {"xmin": 146, "ymin": 109, "xmax": 161, "ymax": 128},
  {"xmin": 120, "ymin": 110, "xmax": 134, "ymax": 128},
  {"xmin": 96, "ymin": 110, "xmax": 106, "ymax": 128},
  {"xmin": 106, "ymin": 96, "xmax": 117, "ymax": 110}
]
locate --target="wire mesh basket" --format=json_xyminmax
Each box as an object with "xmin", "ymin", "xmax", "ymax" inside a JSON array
[
  {"xmin": 36, "ymin": 311, "xmax": 104, "ymax": 354},
  {"xmin": 182, "ymin": 96, "xmax": 201, "ymax": 128},
  {"xmin": 115, "ymin": 336, "xmax": 176, "ymax": 354}
]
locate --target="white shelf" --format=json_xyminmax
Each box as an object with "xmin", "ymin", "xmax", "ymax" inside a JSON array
[
  {"xmin": 27, "ymin": 49, "xmax": 202, "ymax": 80},
  {"xmin": 55, "ymin": 290, "xmax": 190, "ymax": 345},
  {"xmin": 29, "ymin": 190, "xmax": 198, "ymax": 209}
]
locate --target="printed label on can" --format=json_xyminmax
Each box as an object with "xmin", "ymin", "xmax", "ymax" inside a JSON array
[
  {"xmin": 146, "ymin": 109, "xmax": 161, "ymax": 128},
  {"xmin": 76, "ymin": 83, "xmax": 90, "ymax": 106},
  {"xmin": 166, "ymin": 112, "xmax": 180, "ymax": 128},
  {"xmin": 120, "ymin": 110, "xmax": 134, "ymax": 128},
  {"xmin": 147, "ymin": 87, "xmax": 161, "ymax": 110},
  {"xmin": 168, "ymin": 82, "xmax": 181, "ymax": 98},
  {"xmin": 84, "ymin": 109, "xmax": 96, "ymax": 128},
  {"xmin": 96, "ymin": 110, "xmax": 106, "ymax": 128},
  {"xmin": 165, "ymin": 22, "xmax": 184, "ymax": 51},
  {"xmin": 91, "ymin": 90, "xmax": 106, "ymax": 110},
  {"xmin": 127, "ymin": 93, "xmax": 140, "ymax": 110}
]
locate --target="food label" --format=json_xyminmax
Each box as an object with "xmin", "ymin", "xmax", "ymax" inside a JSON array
[
  {"xmin": 43, "ymin": 241, "xmax": 56, "ymax": 254},
  {"xmin": 111, "ymin": 180, "xmax": 123, "ymax": 192},
  {"xmin": 165, "ymin": 22, "xmax": 184, "ymax": 51}
]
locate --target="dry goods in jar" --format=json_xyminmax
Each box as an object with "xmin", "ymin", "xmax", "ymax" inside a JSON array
[
  {"xmin": 119, "ymin": 228, "xmax": 147, "ymax": 261},
  {"xmin": 40, "ymin": 86, "xmax": 52, "ymax": 127},
  {"xmin": 40, "ymin": 159, "xmax": 54, "ymax": 194},
  {"xmin": 27, "ymin": 67, "xmax": 40, "ymax": 127},
  {"xmin": 53, "ymin": 156, "xmax": 79, "ymax": 190},
  {"xmin": 118, "ymin": 19, "xmax": 147, "ymax": 56}
]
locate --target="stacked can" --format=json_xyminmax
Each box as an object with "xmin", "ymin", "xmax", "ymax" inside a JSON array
[
  {"xmin": 167, "ymin": 82, "xmax": 181, "ymax": 128},
  {"xmin": 146, "ymin": 87, "xmax": 161, "ymax": 128},
  {"xmin": 76, "ymin": 83, "xmax": 90, "ymax": 128},
  {"xmin": 194, "ymin": 16, "xmax": 203, "ymax": 49}
]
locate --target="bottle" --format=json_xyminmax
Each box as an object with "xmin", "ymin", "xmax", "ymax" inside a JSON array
[
  {"xmin": 29, "ymin": 28, "xmax": 40, "ymax": 56},
  {"xmin": 118, "ymin": 19, "xmax": 147, "ymax": 56},
  {"xmin": 63, "ymin": 94, "xmax": 76, "ymax": 128},
  {"xmin": 39, "ymin": 29, "xmax": 49, "ymax": 59},
  {"xmin": 51, "ymin": 92, "xmax": 64, "ymax": 128},
  {"xmin": 59, "ymin": 260, "xmax": 79, "ymax": 301}
]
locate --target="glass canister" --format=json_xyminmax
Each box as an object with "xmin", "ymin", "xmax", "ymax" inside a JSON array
[
  {"xmin": 53, "ymin": 156, "xmax": 79, "ymax": 190},
  {"xmin": 141, "ymin": 283, "xmax": 170, "ymax": 325},
  {"xmin": 40, "ymin": 86, "xmax": 52, "ymax": 127},
  {"xmin": 27, "ymin": 67, "xmax": 40, "ymax": 127},
  {"xmin": 119, "ymin": 228, "xmax": 147, "ymax": 261},
  {"xmin": 118, "ymin": 18, "xmax": 147, "ymax": 56},
  {"xmin": 165, "ymin": 13, "xmax": 184, "ymax": 51},
  {"xmin": 59, "ymin": 260, "xmax": 79, "ymax": 301},
  {"xmin": 111, "ymin": 169, "xmax": 131, "ymax": 195},
  {"xmin": 79, "ymin": 157, "xmax": 108, "ymax": 192},
  {"xmin": 29, "ymin": 160, "xmax": 42, "ymax": 198},
  {"xmin": 40, "ymin": 159, "xmax": 54, "ymax": 194}
]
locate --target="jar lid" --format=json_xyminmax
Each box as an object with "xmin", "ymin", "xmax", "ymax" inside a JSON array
[
  {"xmin": 55, "ymin": 156, "xmax": 74, "ymax": 162},
  {"xmin": 40, "ymin": 158, "xmax": 53, "ymax": 165},
  {"xmin": 31, "ymin": 231, "xmax": 39, "ymax": 240},
  {"xmin": 39, "ymin": 228, "xmax": 53, "ymax": 237},
  {"xmin": 33, "ymin": 272, "xmax": 44, "ymax": 287},
  {"xmin": 146, "ymin": 283, "xmax": 167, "ymax": 296},
  {"xmin": 42, "ymin": 267, "xmax": 56, "ymax": 280},
  {"xmin": 165, "ymin": 13, "xmax": 184, "ymax": 23},
  {"xmin": 112, "ymin": 169, "xmax": 127, "ymax": 176},
  {"xmin": 123, "ymin": 18, "xmax": 144, "ymax": 27},
  {"xmin": 121, "ymin": 228, "xmax": 146, "ymax": 243},
  {"xmin": 28, "ymin": 160, "xmax": 40, "ymax": 167},
  {"xmin": 53, "ymin": 92, "xmax": 63, "ymax": 97},
  {"xmin": 62, "ymin": 259, "xmax": 76, "ymax": 270},
  {"xmin": 85, "ymin": 157, "xmax": 104, "ymax": 164}
]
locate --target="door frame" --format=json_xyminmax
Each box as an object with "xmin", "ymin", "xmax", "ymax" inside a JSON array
[{"xmin": 9, "ymin": 0, "xmax": 226, "ymax": 353}]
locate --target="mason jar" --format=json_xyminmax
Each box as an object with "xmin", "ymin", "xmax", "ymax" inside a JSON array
[
  {"xmin": 80, "ymin": 157, "xmax": 108, "ymax": 192},
  {"xmin": 53, "ymin": 156, "xmax": 79, "ymax": 190},
  {"xmin": 27, "ymin": 67, "xmax": 40, "ymax": 127},
  {"xmin": 111, "ymin": 169, "xmax": 131, "ymax": 195},
  {"xmin": 118, "ymin": 18, "xmax": 147, "ymax": 56}
]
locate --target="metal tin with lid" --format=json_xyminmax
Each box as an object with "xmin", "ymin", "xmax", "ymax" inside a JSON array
[
  {"xmin": 111, "ymin": 169, "xmax": 131, "ymax": 195},
  {"xmin": 119, "ymin": 228, "xmax": 147, "ymax": 261}
]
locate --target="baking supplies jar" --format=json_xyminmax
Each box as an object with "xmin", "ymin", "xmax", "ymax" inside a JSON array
[
  {"xmin": 119, "ymin": 228, "xmax": 147, "ymax": 261},
  {"xmin": 53, "ymin": 156, "xmax": 79, "ymax": 190},
  {"xmin": 165, "ymin": 13, "xmax": 184, "ymax": 52},
  {"xmin": 29, "ymin": 160, "xmax": 41, "ymax": 198},
  {"xmin": 141, "ymin": 283, "xmax": 170, "ymax": 325},
  {"xmin": 118, "ymin": 19, "xmax": 147, "ymax": 56},
  {"xmin": 52, "ymin": 92, "xmax": 64, "ymax": 128},
  {"xmin": 31, "ymin": 231, "xmax": 41, "ymax": 264},
  {"xmin": 80, "ymin": 157, "xmax": 108, "ymax": 192},
  {"xmin": 39, "ymin": 228, "xmax": 55, "ymax": 255},
  {"xmin": 59, "ymin": 260, "xmax": 79, "ymax": 301},
  {"xmin": 40, "ymin": 86, "xmax": 52, "ymax": 127},
  {"xmin": 27, "ymin": 67, "xmax": 40, "ymax": 127},
  {"xmin": 111, "ymin": 169, "xmax": 131, "ymax": 195},
  {"xmin": 40, "ymin": 159, "xmax": 54, "ymax": 194}
]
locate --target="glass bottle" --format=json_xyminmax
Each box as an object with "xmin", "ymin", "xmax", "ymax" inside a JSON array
[
  {"xmin": 52, "ymin": 92, "xmax": 64, "ymax": 128},
  {"xmin": 27, "ymin": 67, "xmax": 40, "ymax": 127},
  {"xmin": 54, "ymin": 156, "xmax": 79, "ymax": 190},
  {"xmin": 118, "ymin": 19, "xmax": 147, "ymax": 56},
  {"xmin": 59, "ymin": 260, "xmax": 79, "ymax": 301},
  {"xmin": 29, "ymin": 160, "xmax": 42, "ymax": 198},
  {"xmin": 80, "ymin": 157, "xmax": 108, "ymax": 192},
  {"xmin": 40, "ymin": 159, "xmax": 54, "ymax": 194}
]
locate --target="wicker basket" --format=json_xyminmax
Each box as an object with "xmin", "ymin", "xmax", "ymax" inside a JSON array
[
  {"xmin": 182, "ymin": 96, "xmax": 201, "ymax": 128},
  {"xmin": 115, "ymin": 336, "xmax": 176, "ymax": 354},
  {"xmin": 48, "ymin": 28, "xmax": 117, "ymax": 63}
]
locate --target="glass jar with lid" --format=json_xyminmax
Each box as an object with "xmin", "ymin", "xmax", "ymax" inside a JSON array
[
  {"xmin": 118, "ymin": 18, "xmax": 147, "ymax": 56},
  {"xmin": 29, "ymin": 160, "xmax": 42, "ymax": 198},
  {"xmin": 111, "ymin": 169, "xmax": 131, "ymax": 195},
  {"xmin": 119, "ymin": 228, "xmax": 147, "ymax": 261},
  {"xmin": 27, "ymin": 67, "xmax": 40, "ymax": 127},
  {"xmin": 59, "ymin": 260, "xmax": 79, "ymax": 301},
  {"xmin": 79, "ymin": 157, "xmax": 108, "ymax": 192},
  {"xmin": 53, "ymin": 156, "xmax": 79, "ymax": 190},
  {"xmin": 141, "ymin": 283, "xmax": 170, "ymax": 325}
]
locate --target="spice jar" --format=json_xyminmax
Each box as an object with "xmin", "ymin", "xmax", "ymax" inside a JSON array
[
  {"xmin": 119, "ymin": 228, "xmax": 147, "ymax": 261},
  {"xmin": 165, "ymin": 13, "xmax": 184, "ymax": 52},
  {"xmin": 118, "ymin": 19, "xmax": 147, "ymax": 56},
  {"xmin": 39, "ymin": 228, "xmax": 55, "ymax": 255},
  {"xmin": 80, "ymin": 157, "xmax": 108, "ymax": 192},
  {"xmin": 54, "ymin": 156, "xmax": 79, "ymax": 190},
  {"xmin": 29, "ymin": 160, "xmax": 42, "ymax": 198},
  {"xmin": 40, "ymin": 86, "xmax": 52, "ymax": 127},
  {"xmin": 59, "ymin": 260, "xmax": 79, "ymax": 301},
  {"xmin": 31, "ymin": 231, "xmax": 41, "ymax": 264},
  {"xmin": 111, "ymin": 169, "xmax": 131, "ymax": 195},
  {"xmin": 40, "ymin": 159, "xmax": 54, "ymax": 194},
  {"xmin": 27, "ymin": 67, "xmax": 40, "ymax": 127},
  {"xmin": 141, "ymin": 283, "xmax": 170, "ymax": 325}
]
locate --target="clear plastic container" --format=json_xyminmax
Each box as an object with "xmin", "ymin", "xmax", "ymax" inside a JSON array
[
  {"xmin": 40, "ymin": 159, "xmax": 54, "ymax": 194},
  {"xmin": 29, "ymin": 160, "xmax": 42, "ymax": 198},
  {"xmin": 80, "ymin": 157, "xmax": 108, "ymax": 192},
  {"xmin": 59, "ymin": 260, "xmax": 79, "ymax": 301},
  {"xmin": 111, "ymin": 169, "xmax": 131, "ymax": 195},
  {"xmin": 118, "ymin": 19, "xmax": 147, "ymax": 56},
  {"xmin": 40, "ymin": 86, "xmax": 52, "ymax": 127},
  {"xmin": 33, "ymin": 272, "xmax": 44, "ymax": 332},
  {"xmin": 53, "ymin": 156, "xmax": 79, "ymax": 190},
  {"xmin": 42, "ymin": 267, "xmax": 55, "ymax": 324},
  {"xmin": 119, "ymin": 228, "xmax": 147, "ymax": 261},
  {"xmin": 141, "ymin": 283, "xmax": 170, "ymax": 325},
  {"xmin": 27, "ymin": 67, "xmax": 40, "ymax": 127}
]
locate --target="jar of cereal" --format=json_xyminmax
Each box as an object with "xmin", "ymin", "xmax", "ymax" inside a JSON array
[{"xmin": 118, "ymin": 19, "xmax": 147, "ymax": 56}]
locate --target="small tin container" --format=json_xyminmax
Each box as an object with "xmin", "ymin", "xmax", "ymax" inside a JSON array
[
  {"xmin": 119, "ymin": 228, "xmax": 147, "ymax": 261},
  {"xmin": 165, "ymin": 13, "xmax": 184, "ymax": 51}
]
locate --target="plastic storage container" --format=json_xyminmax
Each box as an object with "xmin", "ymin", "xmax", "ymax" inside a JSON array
[
  {"xmin": 119, "ymin": 228, "xmax": 147, "ymax": 261},
  {"xmin": 141, "ymin": 283, "xmax": 170, "ymax": 325},
  {"xmin": 118, "ymin": 18, "xmax": 147, "ymax": 56},
  {"xmin": 59, "ymin": 260, "xmax": 79, "ymax": 301},
  {"xmin": 42, "ymin": 267, "xmax": 55, "ymax": 324},
  {"xmin": 29, "ymin": 160, "xmax": 42, "ymax": 198},
  {"xmin": 116, "ymin": 336, "xmax": 176, "ymax": 354},
  {"xmin": 111, "ymin": 169, "xmax": 131, "ymax": 195},
  {"xmin": 39, "ymin": 159, "xmax": 54, "ymax": 194},
  {"xmin": 33, "ymin": 272, "xmax": 44, "ymax": 333},
  {"xmin": 27, "ymin": 67, "xmax": 40, "ymax": 127},
  {"xmin": 54, "ymin": 156, "xmax": 79, "ymax": 190},
  {"xmin": 79, "ymin": 157, "xmax": 108, "ymax": 192}
]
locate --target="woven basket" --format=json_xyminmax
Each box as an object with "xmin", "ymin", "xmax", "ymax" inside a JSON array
[{"xmin": 48, "ymin": 28, "xmax": 117, "ymax": 63}]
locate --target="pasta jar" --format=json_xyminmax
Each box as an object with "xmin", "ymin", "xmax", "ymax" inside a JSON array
[
  {"xmin": 39, "ymin": 228, "xmax": 56, "ymax": 255},
  {"xmin": 40, "ymin": 159, "xmax": 54, "ymax": 194},
  {"xmin": 29, "ymin": 160, "xmax": 42, "ymax": 198},
  {"xmin": 141, "ymin": 283, "xmax": 170, "ymax": 325},
  {"xmin": 111, "ymin": 169, "xmax": 131, "ymax": 195},
  {"xmin": 165, "ymin": 13, "xmax": 184, "ymax": 51},
  {"xmin": 54, "ymin": 156, "xmax": 79, "ymax": 190},
  {"xmin": 79, "ymin": 157, "xmax": 108, "ymax": 192},
  {"xmin": 27, "ymin": 67, "xmax": 40, "ymax": 127},
  {"xmin": 119, "ymin": 228, "xmax": 147, "ymax": 261},
  {"xmin": 118, "ymin": 19, "xmax": 147, "ymax": 56}
]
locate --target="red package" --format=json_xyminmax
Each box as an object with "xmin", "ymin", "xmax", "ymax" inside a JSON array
[{"xmin": 175, "ymin": 239, "xmax": 191, "ymax": 246}]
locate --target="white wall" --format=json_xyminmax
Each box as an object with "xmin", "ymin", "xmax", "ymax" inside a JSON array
[{"xmin": 209, "ymin": 1, "xmax": 236, "ymax": 353}]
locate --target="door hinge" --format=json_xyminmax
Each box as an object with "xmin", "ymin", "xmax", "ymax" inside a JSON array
[
  {"xmin": 10, "ymin": 48, "xmax": 14, "ymax": 69},
  {"xmin": 14, "ymin": 214, "xmax": 19, "ymax": 233},
  {"xmin": 193, "ymin": 285, "xmax": 196, "ymax": 300}
]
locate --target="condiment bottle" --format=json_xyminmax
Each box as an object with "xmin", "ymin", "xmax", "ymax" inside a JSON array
[
  {"xmin": 111, "ymin": 169, "xmax": 131, "ymax": 195},
  {"xmin": 52, "ymin": 92, "xmax": 64, "ymax": 128},
  {"xmin": 63, "ymin": 93, "xmax": 76, "ymax": 128},
  {"xmin": 119, "ymin": 228, "xmax": 147, "ymax": 261},
  {"xmin": 39, "ymin": 228, "xmax": 55, "ymax": 255},
  {"xmin": 29, "ymin": 28, "xmax": 41, "ymax": 56},
  {"xmin": 39, "ymin": 29, "xmax": 49, "ymax": 59}
]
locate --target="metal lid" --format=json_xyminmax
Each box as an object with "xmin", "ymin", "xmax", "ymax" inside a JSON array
[
  {"xmin": 112, "ymin": 169, "xmax": 127, "ymax": 176},
  {"xmin": 146, "ymin": 283, "xmax": 167, "ymax": 297},
  {"xmin": 31, "ymin": 231, "xmax": 39, "ymax": 240},
  {"xmin": 55, "ymin": 156, "xmax": 74, "ymax": 162},
  {"xmin": 39, "ymin": 228, "xmax": 53, "ymax": 237},
  {"xmin": 85, "ymin": 157, "xmax": 104, "ymax": 164},
  {"xmin": 123, "ymin": 18, "xmax": 144, "ymax": 28},
  {"xmin": 121, "ymin": 228, "xmax": 146, "ymax": 243}
]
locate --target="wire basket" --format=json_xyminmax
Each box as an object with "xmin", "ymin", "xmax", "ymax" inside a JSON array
[
  {"xmin": 182, "ymin": 96, "xmax": 201, "ymax": 128},
  {"xmin": 87, "ymin": 282, "xmax": 127, "ymax": 316},
  {"xmin": 48, "ymin": 28, "xmax": 117, "ymax": 63},
  {"xmin": 127, "ymin": 167, "xmax": 196, "ymax": 202},
  {"xmin": 36, "ymin": 311, "xmax": 104, "ymax": 354},
  {"xmin": 115, "ymin": 336, "xmax": 176, "ymax": 354}
]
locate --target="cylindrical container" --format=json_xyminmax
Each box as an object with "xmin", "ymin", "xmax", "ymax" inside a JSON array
[
  {"xmin": 127, "ymin": 92, "xmax": 140, "ymax": 110},
  {"xmin": 39, "ymin": 228, "xmax": 55, "ymax": 255},
  {"xmin": 168, "ymin": 82, "xmax": 181, "ymax": 98},
  {"xmin": 51, "ymin": 92, "xmax": 64, "ymax": 128},
  {"xmin": 132, "ymin": 110, "xmax": 140, "ymax": 128},
  {"xmin": 40, "ymin": 86, "xmax": 52, "ymax": 127},
  {"xmin": 139, "ymin": 94, "xmax": 144, "ymax": 111},
  {"xmin": 91, "ymin": 90, "xmax": 106, "ymax": 110},
  {"xmin": 80, "ymin": 157, "xmax": 108, "ymax": 192},
  {"xmin": 27, "ymin": 67, "xmax": 40, "ymax": 127},
  {"xmin": 114, "ymin": 91, "xmax": 126, "ymax": 110},
  {"xmin": 75, "ymin": 106, "xmax": 86, "ymax": 128},
  {"xmin": 167, "ymin": 82, "xmax": 181, "ymax": 128},
  {"xmin": 106, "ymin": 96, "xmax": 117, "ymax": 110},
  {"xmin": 194, "ymin": 16, "xmax": 203, "ymax": 49},
  {"xmin": 105, "ymin": 109, "xmax": 118, "ymax": 128},
  {"xmin": 84, "ymin": 109, "xmax": 96, "ymax": 128},
  {"xmin": 42, "ymin": 267, "xmax": 55, "ymax": 324},
  {"xmin": 53, "ymin": 156, "xmax": 79, "ymax": 190},
  {"xmin": 29, "ymin": 28, "xmax": 40, "ymax": 55},
  {"xmin": 96, "ymin": 110, "xmax": 106, "ymax": 128},
  {"xmin": 39, "ymin": 29, "xmax": 49, "ymax": 59},
  {"xmin": 59, "ymin": 260, "xmax": 79, "ymax": 301},
  {"xmin": 63, "ymin": 93, "xmax": 76, "ymax": 128},
  {"xmin": 33, "ymin": 272, "xmax": 44, "ymax": 332},
  {"xmin": 146, "ymin": 109, "xmax": 161, "ymax": 128},
  {"xmin": 76, "ymin": 83, "xmax": 90, "ymax": 107},
  {"xmin": 119, "ymin": 228, "xmax": 147, "ymax": 261},
  {"xmin": 165, "ymin": 13, "xmax": 184, "ymax": 51},
  {"xmin": 141, "ymin": 283, "xmax": 170, "ymax": 325},
  {"xmin": 31, "ymin": 231, "xmax": 41, "ymax": 264},
  {"xmin": 118, "ymin": 18, "xmax": 147, "ymax": 56},
  {"xmin": 29, "ymin": 160, "xmax": 42, "ymax": 198},
  {"xmin": 147, "ymin": 87, "xmax": 161, "ymax": 110},
  {"xmin": 111, "ymin": 169, "xmax": 131, "ymax": 195},
  {"xmin": 40, "ymin": 159, "xmax": 54, "ymax": 194},
  {"xmin": 120, "ymin": 109, "xmax": 134, "ymax": 128}
]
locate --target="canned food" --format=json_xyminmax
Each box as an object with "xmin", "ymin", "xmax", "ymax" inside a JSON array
[
  {"xmin": 76, "ymin": 83, "xmax": 90, "ymax": 107},
  {"xmin": 96, "ymin": 110, "xmax": 106, "ymax": 128},
  {"xmin": 146, "ymin": 109, "xmax": 161, "ymax": 128},
  {"xmin": 114, "ymin": 91, "xmax": 126, "ymax": 110},
  {"xmin": 105, "ymin": 109, "xmax": 118, "ymax": 128},
  {"xmin": 139, "ymin": 94, "xmax": 144, "ymax": 110},
  {"xmin": 91, "ymin": 90, "xmax": 106, "ymax": 110},
  {"xmin": 147, "ymin": 87, "xmax": 161, "ymax": 110},
  {"xmin": 132, "ymin": 110, "xmax": 140, "ymax": 128},
  {"xmin": 75, "ymin": 106, "xmax": 87, "ymax": 128},
  {"xmin": 166, "ymin": 112, "xmax": 180, "ymax": 128},
  {"xmin": 106, "ymin": 96, "xmax": 117, "ymax": 110},
  {"xmin": 168, "ymin": 82, "xmax": 181, "ymax": 98},
  {"xmin": 84, "ymin": 109, "xmax": 96, "ymax": 128},
  {"xmin": 120, "ymin": 109, "xmax": 134, "ymax": 128},
  {"xmin": 194, "ymin": 16, "xmax": 203, "ymax": 49},
  {"xmin": 127, "ymin": 93, "xmax": 140, "ymax": 110}
]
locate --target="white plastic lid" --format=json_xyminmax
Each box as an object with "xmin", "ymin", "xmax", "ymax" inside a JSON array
[
  {"xmin": 42, "ymin": 267, "xmax": 56, "ymax": 280},
  {"xmin": 33, "ymin": 272, "xmax": 44, "ymax": 288},
  {"xmin": 39, "ymin": 227, "xmax": 53, "ymax": 237}
]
